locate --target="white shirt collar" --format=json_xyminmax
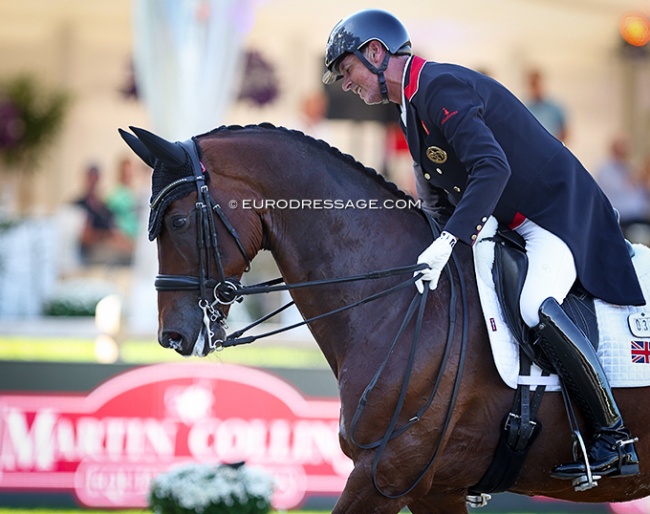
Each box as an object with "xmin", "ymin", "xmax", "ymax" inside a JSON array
[{"xmin": 400, "ymin": 55, "xmax": 413, "ymax": 126}]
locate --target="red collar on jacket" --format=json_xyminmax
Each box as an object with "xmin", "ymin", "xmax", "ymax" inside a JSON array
[{"xmin": 404, "ymin": 55, "xmax": 427, "ymax": 102}]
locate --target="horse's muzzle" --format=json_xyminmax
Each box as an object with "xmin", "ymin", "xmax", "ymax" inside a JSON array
[{"xmin": 159, "ymin": 324, "xmax": 226, "ymax": 357}]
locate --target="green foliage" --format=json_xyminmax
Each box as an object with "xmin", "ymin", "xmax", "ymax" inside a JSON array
[
  {"xmin": 43, "ymin": 278, "xmax": 117, "ymax": 317},
  {"xmin": 44, "ymin": 298, "xmax": 97, "ymax": 317},
  {"xmin": 0, "ymin": 74, "xmax": 71, "ymax": 173}
]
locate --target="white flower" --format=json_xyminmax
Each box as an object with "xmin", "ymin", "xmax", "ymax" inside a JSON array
[{"xmin": 148, "ymin": 461, "xmax": 274, "ymax": 514}]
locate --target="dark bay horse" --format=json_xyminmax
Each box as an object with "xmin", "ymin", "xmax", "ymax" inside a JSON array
[{"xmin": 121, "ymin": 123, "xmax": 650, "ymax": 513}]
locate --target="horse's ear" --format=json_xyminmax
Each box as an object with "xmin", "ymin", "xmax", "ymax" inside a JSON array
[
  {"xmin": 128, "ymin": 126, "xmax": 187, "ymax": 168},
  {"xmin": 118, "ymin": 128, "xmax": 156, "ymax": 168}
]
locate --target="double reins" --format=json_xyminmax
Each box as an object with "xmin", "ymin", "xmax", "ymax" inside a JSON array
[
  {"xmin": 352, "ymin": 244, "xmax": 470, "ymax": 499},
  {"xmin": 153, "ymin": 137, "xmax": 470, "ymax": 498},
  {"xmin": 222, "ymin": 262, "xmax": 429, "ymax": 346}
]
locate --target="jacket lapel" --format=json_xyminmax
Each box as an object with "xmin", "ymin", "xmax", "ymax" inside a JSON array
[{"xmin": 402, "ymin": 55, "xmax": 428, "ymax": 164}]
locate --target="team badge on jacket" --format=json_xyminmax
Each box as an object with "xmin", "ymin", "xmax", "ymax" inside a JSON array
[{"xmin": 426, "ymin": 146, "xmax": 447, "ymax": 164}]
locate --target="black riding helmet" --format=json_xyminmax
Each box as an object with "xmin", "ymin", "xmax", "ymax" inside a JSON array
[{"xmin": 322, "ymin": 9, "xmax": 412, "ymax": 101}]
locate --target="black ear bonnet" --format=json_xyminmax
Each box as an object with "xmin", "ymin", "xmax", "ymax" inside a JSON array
[{"xmin": 148, "ymin": 138, "xmax": 207, "ymax": 241}]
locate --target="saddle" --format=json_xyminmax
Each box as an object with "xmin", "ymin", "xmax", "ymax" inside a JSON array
[
  {"xmin": 467, "ymin": 225, "xmax": 600, "ymax": 504},
  {"xmin": 490, "ymin": 226, "xmax": 600, "ymax": 373}
]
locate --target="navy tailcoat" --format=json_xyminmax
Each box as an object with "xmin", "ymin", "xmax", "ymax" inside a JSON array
[{"xmin": 401, "ymin": 55, "xmax": 644, "ymax": 307}]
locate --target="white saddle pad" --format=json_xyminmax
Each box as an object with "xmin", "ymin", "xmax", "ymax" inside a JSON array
[{"xmin": 473, "ymin": 216, "xmax": 650, "ymax": 391}]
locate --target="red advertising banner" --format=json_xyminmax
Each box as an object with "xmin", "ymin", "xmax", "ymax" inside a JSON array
[{"xmin": 0, "ymin": 363, "xmax": 350, "ymax": 509}]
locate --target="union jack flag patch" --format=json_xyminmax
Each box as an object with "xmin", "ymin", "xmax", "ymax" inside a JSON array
[{"xmin": 631, "ymin": 340, "xmax": 650, "ymax": 363}]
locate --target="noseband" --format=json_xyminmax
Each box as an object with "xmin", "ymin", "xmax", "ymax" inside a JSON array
[{"xmin": 152, "ymin": 137, "xmax": 251, "ymax": 350}]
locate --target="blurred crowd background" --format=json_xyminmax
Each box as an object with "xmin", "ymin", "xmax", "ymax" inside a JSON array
[{"xmin": 0, "ymin": 0, "xmax": 649, "ymax": 342}]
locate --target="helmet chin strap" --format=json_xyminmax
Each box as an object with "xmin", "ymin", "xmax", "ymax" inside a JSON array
[{"xmin": 353, "ymin": 50, "xmax": 391, "ymax": 104}]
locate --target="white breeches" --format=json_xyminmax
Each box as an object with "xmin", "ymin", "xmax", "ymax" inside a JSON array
[{"xmin": 514, "ymin": 218, "xmax": 577, "ymax": 327}]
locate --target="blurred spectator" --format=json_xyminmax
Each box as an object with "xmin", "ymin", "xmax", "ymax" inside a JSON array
[
  {"xmin": 298, "ymin": 90, "xmax": 329, "ymax": 140},
  {"xmin": 73, "ymin": 163, "xmax": 134, "ymax": 265},
  {"xmin": 106, "ymin": 157, "xmax": 140, "ymax": 241},
  {"xmin": 524, "ymin": 69, "xmax": 568, "ymax": 142},
  {"xmin": 596, "ymin": 134, "xmax": 650, "ymax": 241}
]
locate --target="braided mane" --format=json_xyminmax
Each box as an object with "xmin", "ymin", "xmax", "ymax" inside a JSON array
[{"xmin": 197, "ymin": 123, "xmax": 415, "ymax": 202}]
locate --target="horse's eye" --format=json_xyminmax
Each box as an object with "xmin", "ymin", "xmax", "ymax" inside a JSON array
[{"xmin": 171, "ymin": 216, "xmax": 188, "ymax": 230}]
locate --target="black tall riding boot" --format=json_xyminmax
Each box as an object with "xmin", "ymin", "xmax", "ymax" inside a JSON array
[{"xmin": 534, "ymin": 297, "xmax": 639, "ymax": 479}]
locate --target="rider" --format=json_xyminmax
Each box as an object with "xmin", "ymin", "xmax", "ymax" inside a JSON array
[{"xmin": 322, "ymin": 9, "xmax": 643, "ymax": 481}]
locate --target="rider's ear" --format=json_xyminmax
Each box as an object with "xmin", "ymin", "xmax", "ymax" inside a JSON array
[{"xmin": 368, "ymin": 40, "xmax": 385, "ymax": 65}]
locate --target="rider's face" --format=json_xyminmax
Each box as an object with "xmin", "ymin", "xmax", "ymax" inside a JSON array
[{"xmin": 339, "ymin": 51, "xmax": 384, "ymax": 105}]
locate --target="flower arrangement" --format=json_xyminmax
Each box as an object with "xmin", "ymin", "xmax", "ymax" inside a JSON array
[
  {"xmin": 148, "ymin": 461, "xmax": 274, "ymax": 514},
  {"xmin": 0, "ymin": 74, "xmax": 70, "ymax": 174},
  {"xmin": 237, "ymin": 50, "xmax": 279, "ymax": 107}
]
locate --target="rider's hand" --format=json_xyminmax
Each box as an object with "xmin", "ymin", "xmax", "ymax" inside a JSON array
[{"xmin": 414, "ymin": 231, "xmax": 457, "ymax": 293}]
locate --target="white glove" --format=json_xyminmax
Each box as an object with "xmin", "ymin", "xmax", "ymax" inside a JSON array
[{"xmin": 414, "ymin": 231, "xmax": 457, "ymax": 293}]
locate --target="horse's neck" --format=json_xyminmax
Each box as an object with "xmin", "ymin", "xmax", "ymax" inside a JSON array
[
  {"xmin": 257, "ymin": 151, "xmax": 433, "ymax": 374},
  {"xmin": 265, "ymin": 158, "xmax": 426, "ymax": 282}
]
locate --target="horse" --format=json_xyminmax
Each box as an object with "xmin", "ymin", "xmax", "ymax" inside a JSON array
[{"xmin": 120, "ymin": 123, "xmax": 650, "ymax": 514}]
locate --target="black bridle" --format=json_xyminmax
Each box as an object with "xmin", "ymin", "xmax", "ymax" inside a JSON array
[{"xmin": 152, "ymin": 138, "xmax": 251, "ymax": 351}]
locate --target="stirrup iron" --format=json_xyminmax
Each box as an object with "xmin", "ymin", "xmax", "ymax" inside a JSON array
[
  {"xmin": 466, "ymin": 493, "xmax": 491, "ymax": 508},
  {"xmin": 570, "ymin": 429, "xmax": 600, "ymax": 492}
]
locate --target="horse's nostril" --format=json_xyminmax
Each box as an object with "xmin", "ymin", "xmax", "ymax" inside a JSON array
[{"xmin": 161, "ymin": 332, "xmax": 184, "ymax": 351}]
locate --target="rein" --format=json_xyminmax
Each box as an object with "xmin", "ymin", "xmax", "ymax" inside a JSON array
[
  {"xmin": 221, "ymin": 263, "xmax": 429, "ymax": 346},
  {"xmin": 353, "ymin": 245, "xmax": 470, "ymax": 498},
  {"xmin": 152, "ymin": 138, "xmax": 470, "ymax": 499}
]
